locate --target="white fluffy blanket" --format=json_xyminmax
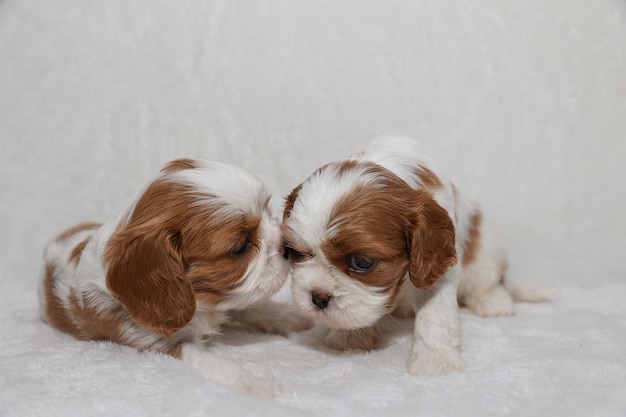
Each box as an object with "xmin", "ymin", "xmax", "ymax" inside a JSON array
[{"xmin": 1, "ymin": 282, "xmax": 625, "ymax": 416}]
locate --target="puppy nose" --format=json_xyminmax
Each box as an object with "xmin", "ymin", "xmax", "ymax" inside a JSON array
[{"xmin": 311, "ymin": 292, "xmax": 332, "ymax": 310}]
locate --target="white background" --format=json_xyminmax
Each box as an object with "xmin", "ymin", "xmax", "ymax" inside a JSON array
[{"xmin": 2, "ymin": 1, "xmax": 625, "ymax": 291}]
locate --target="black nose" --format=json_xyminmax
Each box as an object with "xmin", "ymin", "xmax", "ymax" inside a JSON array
[{"xmin": 311, "ymin": 292, "xmax": 332, "ymax": 310}]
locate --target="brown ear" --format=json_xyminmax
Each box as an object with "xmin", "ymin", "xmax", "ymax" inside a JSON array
[
  {"xmin": 407, "ymin": 192, "xmax": 457, "ymax": 289},
  {"xmin": 105, "ymin": 229, "xmax": 196, "ymax": 338}
]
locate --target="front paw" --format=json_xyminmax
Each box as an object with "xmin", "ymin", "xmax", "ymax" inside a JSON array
[
  {"xmin": 238, "ymin": 374, "xmax": 282, "ymax": 398},
  {"xmin": 324, "ymin": 328, "xmax": 378, "ymax": 351},
  {"xmin": 231, "ymin": 302, "xmax": 314, "ymax": 336},
  {"xmin": 260, "ymin": 308, "xmax": 314, "ymax": 336},
  {"xmin": 407, "ymin": 345, "xmax": 465, "ymax": 376}
]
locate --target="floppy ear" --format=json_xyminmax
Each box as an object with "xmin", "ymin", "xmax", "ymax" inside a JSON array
[
  {"xmin": 105, "ymin": 229, "xmax": 196, "ymax": 338},
  {"xmin": 407, "ymin": 192, "xmax": 457, "ymax": 289}
]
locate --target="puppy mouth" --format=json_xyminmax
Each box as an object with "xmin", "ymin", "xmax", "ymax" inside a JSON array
[{"xmin": 294, "ymin": 291, "xmax": 379, "ymax": 330}]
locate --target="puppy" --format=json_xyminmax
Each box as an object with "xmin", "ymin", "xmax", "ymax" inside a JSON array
[
  {"xmin": 282, "ymin": 136, "xmax": 541, "ymax": 375},
  {"xmin": 39, "ymin": 158, "xmax": 308, "ymax": 396}
]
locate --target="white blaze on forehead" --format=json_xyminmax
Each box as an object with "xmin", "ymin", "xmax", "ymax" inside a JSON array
[
  {"xmin": 287, "ymin": 163, "xmax": 383, "ymax": 247},
  {"xmin": 169, "ymin": 160, "xmax": 269, "ymax": 216},
  {"xmin": 354, "ymin": 135, "xmax": 456, "ymax": 221},
  {"xmin": 355, "ymin": 135, "xmax": 443, "ymax": 190},
  {"xmin": 95, "ymin": 158, "xmax": 271, "ymax": 263}
]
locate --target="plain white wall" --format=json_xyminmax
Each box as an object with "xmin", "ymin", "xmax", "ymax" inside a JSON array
[{"xmin": 1, "ymin": 0, "xmax": 625, "ymax": 292}]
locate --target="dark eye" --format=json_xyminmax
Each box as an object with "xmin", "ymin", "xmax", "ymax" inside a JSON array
[
  {"xmin": 287, "ymin": 247, "xmax": 307, "ymax": 263},
  {"xmin": 283, "ymin": 242, "xmax": 309, "ymax": 263},
  {"xmin": 348, "ymin": 256, "xmax": 375, "ymax": 273},
  {"xmin": 232, "ymin": 238, "xmax": 252, "ymax": 256}
]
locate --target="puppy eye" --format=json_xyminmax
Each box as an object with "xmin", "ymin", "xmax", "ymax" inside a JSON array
[
  {"xmin": 288, "ymin": 248, "xmax": 306, "ymax": 262},
  {"xmin": 283, "ymin": 244, "xmax": 308, "ymax": 263},
  {"xmin": 232, "ymin": 238, "xmax": 252, "ymax": 256},
  {"xmin": 348, "ymin": 256, "xmax": 375, "ymax": 273}
]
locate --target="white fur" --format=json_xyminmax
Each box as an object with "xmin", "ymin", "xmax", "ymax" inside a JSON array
[
  {"xmin": 180, "ymin": 344, "xmax": 282, "ymax": 397},
  {"xmin": 38, "ymin": 159, "xmax": 304, "ymax": 397},
  {"xmin": 171, "ymin": 160, "xmax": 270, "ymax": 216},
  {"xmin": 355, "ymin": 135, "xmax": 456, "ymax": 218},
  {"xmin": 291, "ymin": 256, "xmax": 389, "ymax": 330},
  {"xmin": 218, "ymin": 215, "xmax": 290, "ymax": 311},
  {"xmin": 288, "ymin": 163, "xmax": 389, "ymax": 247},
  {"xmin": 285, "ymin": 135, "xmax": 521, "ymax": 375},
  {"xmin": 406, "ymin": 269, "xmax": 465, "ymax": 375}
]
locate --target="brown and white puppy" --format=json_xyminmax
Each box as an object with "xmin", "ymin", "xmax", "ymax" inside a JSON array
[
  {"xmin": 39, "ymin": 158, "xmax": 308, "ymax": 396},
  {"xmin": 282, "ymin": 136, "xmax": 538, "ymax": 375}
]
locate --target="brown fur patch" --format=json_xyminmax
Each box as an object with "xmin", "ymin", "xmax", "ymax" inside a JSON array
[
  {"xmin": 43, "ymin": 263, "xmax": 127, "ymax": 343},
  {"xmin": 333, "ymin": 160, "xmax": 361, "ymax": 177},
  {"xmin": 106, "ymin": 229, "xmax": 194, "ymax": 338},
  {"xmin": 323, "ymin": 170, "xmax": 412, "ymax": 294},
  {"xmin": 316, "ymin": 161, "xmax": 456, "ymax": 308},
  {"xmin": 462, "ymin": 210, "xmax": 482, "ymax": 267},
  {"xmin": 283, "ymin": 183, "xmax": 302, "ymax": 221},
  {"xmin": 407, "ymin": 195, "xmax": 457, "ymax": 289},
  {"xmin": 189, "ymin": 214, "xmax": 261, "ymax": 306},
  {"xmin": 161, "ymin": 158, "xmax": 199, "ymax": 173},
  {"xmin": 54, "ymin": 287, "xmax": 186, "ymax": 356},
  {"xmin": 69, "ymin": 291, "xmax": 135, "ymax": 344},
  {"xmin": 43, "ymin": 262, "xmax": 81, "ymax": 337},
  {"xmin": 68, "ymin": 238, "xmax": 90, "ymax": 266},
  {"xmin": 413, "ymin": 165, "xmax": 443, "ymax": 189},
  {"xmin": 55, "ymin": 222, "xmax": 101, "ymax": 242},
  {"xmin": 105, "ymin": 177, "xmax": 261, "ymax": 337}
]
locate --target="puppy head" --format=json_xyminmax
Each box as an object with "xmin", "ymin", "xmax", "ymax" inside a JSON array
[
  {"xmin": 105, "ymin": 159, "xmax": 288, "ymax": 337},
  {"xmin": 282, "ymin": 160, "xmax": 456, "ymax": 329}
]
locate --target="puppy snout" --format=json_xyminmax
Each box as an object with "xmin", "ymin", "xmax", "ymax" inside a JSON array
[{"xmin": 311, "ymin": 291, "xmax": 332, "ymax": 310}]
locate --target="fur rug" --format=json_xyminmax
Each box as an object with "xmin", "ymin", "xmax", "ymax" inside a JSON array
[{"xmin": 1, "ymin": 282, "xmax": 624, "ymax": 417}]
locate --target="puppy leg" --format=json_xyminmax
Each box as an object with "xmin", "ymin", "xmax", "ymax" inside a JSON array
[
  {"xmin": 181, "ymin": 344, "xmax": 281, "ymax": 397},
  {"xmin": 458, "ymin": 235, "xmax": 515, "ymax": 318},
  {"xmin": 408, "ymin": 270, "xmax": 465, "ymax": 376},
  {"xmin": 324, "ymin": 327, "xmax": 379, "ymax": 351},
  {"xmin": 229, "ymin": 300, "xmax": 313, "ymax": 336},
  {"xmin": 461, "ymin": 282, "xmax": 515, "ymax": 318}
]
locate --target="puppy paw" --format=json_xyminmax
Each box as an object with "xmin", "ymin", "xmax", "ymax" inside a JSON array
[
  {"xmin": 324, "ymin": 328, "xmax": 378, "ymax": 351},
  {"xmin": 183, "ymin": 344, "xmax": 282, "ymax": 397},
  {"xmin": 255, "ymin": 307, "xmax": 314, "ymax": 336},
  {"xmin": 238, "ymin": 375, "xmax": 282, "ymax": 398},
  {"xmin": 273, "ymin": 309, "xmax": 314, "ymax": 335},
  {"xmin": 407, "ymin": 346, "xmax": 465, "ymax": 376},
  {"xmin": 466, "ymin": 286, "xmax": 515, "ymax": 318},
  {"xmin": 230, "ymin": 302, "xmax": 314, "ymax": 336}
]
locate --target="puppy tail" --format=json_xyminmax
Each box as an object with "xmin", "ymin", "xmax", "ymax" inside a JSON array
[{"xmin": 505, "ymin": 282, "xmax": 553, "ymax": 303}]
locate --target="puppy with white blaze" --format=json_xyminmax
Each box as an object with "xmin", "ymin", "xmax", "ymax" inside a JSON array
[
  {"xmin": 282, "ymin": 136, "xmax": 544, "ymax": 375},
  {"xmin": 39, "ymin": 158, "xmax": 310, "ymax": 397}
]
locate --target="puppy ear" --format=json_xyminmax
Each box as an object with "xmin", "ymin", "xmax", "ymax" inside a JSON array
[
  {"xmin": 407, "ymin": 192, "xmax": 457, "ymax": 289},
  {"xmin": 105, "ymin": 229, "xmax": 196, "ymax": 337}
]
